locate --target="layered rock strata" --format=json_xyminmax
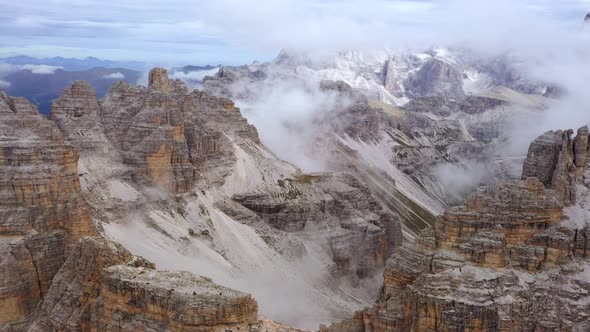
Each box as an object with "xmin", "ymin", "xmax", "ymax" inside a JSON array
[
  {"xmin": 523, "ymin": 127, "xmax": 590, "ymax": 206},
  {"xmin": 29, "ymin": 71, "xmax": 406, "ymax": 330},
  {"xmin": 0, "ymin": 82, "xmax": 309, "ymax": 331},
  {"xmin": 50, "ymin": 80, "xmax": 107, "ymax": 154},
  {"xmin": 320, "ymin": 128, "xmax": 590, "ymax": 331},
  {"xmin": 0, "ymin": 89, "xmax": 95, "ymax": 329},
  {"xmin": 12, "ymin": 236, "xmax": 307, "ymax": 332},
  {"xmin": 29, "ymin": 237, "xmax": 263, "ymax": 332},
  {"xmin": 51, "ymin": 68, "xmax": 259, "ymax": 193},
  {"xmin": 230, "ymin": 173, "xmax": 402, "ymax": 283}
]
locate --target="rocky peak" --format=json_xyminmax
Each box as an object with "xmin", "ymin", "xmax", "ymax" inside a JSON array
[
  {"xmin": 70, "ymin": 80, "xmax": 96, "ymax": 97},
  {"xmin": 0, "ymin": 84, "xmax": 309, "ymax": 332},
  {"xmin": 50, "ymin": 81, "xmax": 106, "ymax": 154},
  {"xmin": 522, "ymin": 126, "xmax": 589, "ymax": 205},
  {"xmin": 52, "ymin": 80, "xmax": 100, "ymax": 117},
  {"xmin": 0, "ymin": 89, "xmax": 15, "ymax": 112},
  {"xmin": 148, "ymin": 67, "xmax": 172, "ymax": 92},
  {"xmin": 404, "ymin": 57, "xmax": 465, "ymax": 100},
  {"xmin": 48, "ymin": 69, "xmax": 260, "ymax": 193},
  {"xmin": 585, "ymin": 13, "xmax": 590, "ymax": 23}
]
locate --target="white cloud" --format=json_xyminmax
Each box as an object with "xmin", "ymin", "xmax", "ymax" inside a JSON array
[
  {"xmin": 103, "ymin": 71, "xmax": 125, "ymax": 79},
  {"xmin": 0, "ymin": 80, "xmax": 10, "ymax": 88},
  {"xmin": 0, "ymin": 62, "xmax": 62, "ymax": 80},
  {"xmin": 21, "ymin": 64, "xmax": 63, "ymax": 74},
  {"xmin": 0, "ymin": 62, "xmax": 18, "ymax": 76},
  {"xmin": 169, "ymin": 68, "xmax": 219, "ymax": 82}
]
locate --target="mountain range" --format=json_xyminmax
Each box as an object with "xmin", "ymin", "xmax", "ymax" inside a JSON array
[
  {"xmin": 0, "ymin": 46, "xmax": 589, "ymax": 332},
  {"xmin": 0, "ymin": 56, "xmax": 221, "ymax": 114}
]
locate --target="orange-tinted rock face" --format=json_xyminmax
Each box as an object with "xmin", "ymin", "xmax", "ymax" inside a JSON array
[
  {"xmin": 100, "ymin": 68, "xmax": 259, "ymax": 193},
  {"xmin": 50, "ymin": 68, "xmax": 260, "ymax": 194},
  {"xmin": 96, "ymin": 266, "xmax": 259, "ymax": 331},
  {"xmin": 0, "ymin": 238, "xmax": 41, "ymax": 327},
  {"xmin": 0, "ymin": 94, "xmax": 92, "ymax": 237},
  {"xmin": 28, "ymin": 237, "xmax": 149, "ymax": 332},
  {"xmin": 522, "ymin": 127, "xmax": 589, "ymax": 206},
  {"xmin": 435, "ymin": 177, "xmax": 563, "ymax": 270},
  {"xmin": 321, "ymin": 128, "xmax": 590, "ymax": 332},
  {"xmin": 29, "ymin": 237, "xmax": 262, "ymax": 332},
  {"xmin": 0, "ymin": 89, "xmax": 95, "ymax": 329}
]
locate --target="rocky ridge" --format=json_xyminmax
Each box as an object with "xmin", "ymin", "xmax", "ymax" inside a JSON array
[
  {"xmin": 0, "ymin": 81, "xmax": 316, "ymax": 331},
  {"xmin": 320, "ymin": 127, "xmax": 590, "ymax": 331},
  {"xmin": 2, "ymin": 63, "xmax": 588, "ymax": 331},
  {"xmin": 54, "ymin": 69, "xmax": 400, "ymax": 317},
  {"xmin": 52, "ymin": 68, "xmax": 260, "ymax": 193},
  {"xmin": 27, "ymin": 237, "xmax": 284, "ymax": 332},
  {"xmin": 201, "ymin": 51, "xmax": 550, "ymax": 234},
  {"xmin": 203, "ymin": 49, "xmax": 550, "ymax": 107},
  {"xmin": 0, "ymin": 68, "xmax": 405, "ymax": 331},
  {"xmin": 230, "ymin": 172, "xmax": 402, "ymax": 284}
]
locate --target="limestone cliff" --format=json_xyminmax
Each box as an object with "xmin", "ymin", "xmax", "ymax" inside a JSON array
[
  {"xmin": 51, "ymin": 68, "xmax": 260, "ymax": 193},
  {"xmin": 47, "ymin": 71, "xmax": 403, "ymax": 326},
  {"xmin": 0, "ymin": 90, "xmax": 95, "ymax": 330},
  {"xmin": 522, "ymin": 127, "xmax": 590, "ymax": 206},
  {"xmin": 29, "ymin": 237, "xmax": 303, "ymax": 332},
  {"xmin": 0, "ymin": 85, "xmax": 309, "ymax": 332},
  {"xmin": 1, "ymin": 71, "xmax": 405, "ymax": 331},
  {"xmin": 230, "ymin": 172, "xmax": 402, "ymax": 284},
  {"xmin": 320, "ymin": 127, "xmax": 590, "ymax": 332}
]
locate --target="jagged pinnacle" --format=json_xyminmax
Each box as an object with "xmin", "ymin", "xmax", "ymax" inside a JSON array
[{"xmin": 148, "ymin": 67, "xmax": 171, "ymax": 92}]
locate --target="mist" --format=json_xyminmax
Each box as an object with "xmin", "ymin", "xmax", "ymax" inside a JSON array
[
  {"xmin": 234, "ymin": 75, "xmax": 352, "ymax": 172},
  {"xmin": 201, "ymin": 0, "xmax": 590, "ymax": 195},
  {"xmin": 0, "ymin": 62, "xmax": 63, "ymax": 78},
  {"xmin": 432, "ymin": 161, "xmax": 496, "ymax": 204}
]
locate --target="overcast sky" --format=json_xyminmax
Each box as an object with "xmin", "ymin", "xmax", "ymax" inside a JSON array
[{"xmin": 0, "ymin": 0, "xmax": 589, "ymax": 65}]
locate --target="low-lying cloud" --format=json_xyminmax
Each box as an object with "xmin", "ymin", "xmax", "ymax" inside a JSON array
[
  {"xmin": 103, "ymin": 71, "xmax": 125, "ymax": 79},
  {"xmin": 231, "ymin": 73, "xmax": 351, "ymax": 172},
  {"xmin": 169, "ymin": 68, "xmax": 220, "ymax": 83},
  {"xmin": 0, "ymin": 62, "xmax": 63, "ymax": 77},
  {"xmin": 432, "ymin": 161, "xmax": 495, "ymax": 204},
  {"xmin": 20, "ymin": 64, "xmax": 62, "ymax": 74}
]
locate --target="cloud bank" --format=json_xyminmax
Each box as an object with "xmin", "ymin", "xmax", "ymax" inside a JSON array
[
  {"xmin": 103, "ymin": 71, "xmax": 125, "ymax": 79},
  {"xmin": 169, "ymin": 67, "xmax": 220, "ymax": 84},
  {"xmin": 20, "ymin": 64, "xmax": 63, "ymax": 74}
]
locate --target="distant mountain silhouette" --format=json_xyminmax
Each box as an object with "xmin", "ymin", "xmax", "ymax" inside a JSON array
[
  {"xmin": 1, "ymin": 56, "xmax": 145, "ymax": 71},
  {"xmin": 4, "ymin": 67, "xmax": 141, "ymax": 114},
  {"xmin": 175, "ymin": 65, "xmax": 220, "ymax": 73}
]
